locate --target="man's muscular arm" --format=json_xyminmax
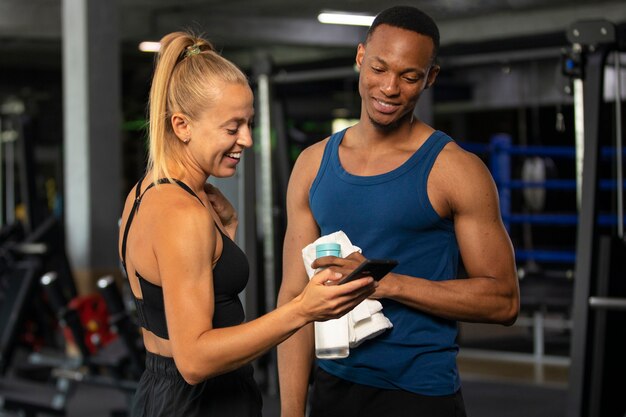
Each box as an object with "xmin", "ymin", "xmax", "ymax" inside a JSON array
[{"xmin": 372, "ymin": 144, "xmax": 519, "ymax": 325}]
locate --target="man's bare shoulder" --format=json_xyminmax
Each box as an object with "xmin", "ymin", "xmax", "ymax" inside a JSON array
[
  {"xmin": 438, "ymin": 140, "xmax": 490, "ymax": 177},
  {"xmin": 290, "ymin": 137, "xmax": 330, "ymax": 179},
  {"xmin": 295, "ymin": 137, "xmax": 329, "ymax": 166},
  {"xmin": 434, "ymin": 140, "xmax": 499, "ymax": 214},
  {"xmin": 286, "ymin": 137, "xmax": 331, "ymax": 203}
]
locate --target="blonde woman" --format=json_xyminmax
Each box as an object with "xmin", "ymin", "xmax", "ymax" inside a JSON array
[{"xmin": 118, "ymin": 31, "xmax": 376, "ymax": 417}]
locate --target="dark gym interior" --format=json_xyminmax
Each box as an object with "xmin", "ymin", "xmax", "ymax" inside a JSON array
[{"xmin": 1, "ymin": 1, "xmax": 625, "ymax": 416}]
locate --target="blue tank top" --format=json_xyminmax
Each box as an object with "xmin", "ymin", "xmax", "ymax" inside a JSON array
[{"xmin": 310, "ymin": 129, "xmax": 461, "ymax": 396}]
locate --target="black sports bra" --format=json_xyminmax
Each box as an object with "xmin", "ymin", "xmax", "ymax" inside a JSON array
[{"xmin": 120, "ymin": 177, "xmax": 250, "ymax": 339}]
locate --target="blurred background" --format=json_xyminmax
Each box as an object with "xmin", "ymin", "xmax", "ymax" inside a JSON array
[{"xmin": 0, "ymin": 1, "xmax": 625, "ymax": 416}]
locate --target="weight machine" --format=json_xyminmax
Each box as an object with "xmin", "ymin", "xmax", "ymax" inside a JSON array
[
  {"xmin": 563, "ymin": 19, "xmax": 626, "ymax": 417},
  {"xmin": 0, "ymin": 95, "xmax": 91, "ymax": 416}
]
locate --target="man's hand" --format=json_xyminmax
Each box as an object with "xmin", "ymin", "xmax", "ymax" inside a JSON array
[{"xmin": 311, "ymin": 251, "xmax": 367, "ymax": 281}]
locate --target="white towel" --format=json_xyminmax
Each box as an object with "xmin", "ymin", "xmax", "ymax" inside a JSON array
[{"xmin": 302, "ymin": 231, "xmax": 393, "ymax": 350}]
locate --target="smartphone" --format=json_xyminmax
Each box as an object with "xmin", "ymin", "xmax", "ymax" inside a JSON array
[{"xmin": 338, "ymin": 259, "xmax": 398, "ymax": 285}]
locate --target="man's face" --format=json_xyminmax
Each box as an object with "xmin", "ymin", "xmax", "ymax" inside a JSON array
[{"xmin": 356, "ymin": 24, "xmax": 439, "ymax": 131}]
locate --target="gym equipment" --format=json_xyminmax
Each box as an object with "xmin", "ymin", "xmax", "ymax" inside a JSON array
[
  {"xmin": 38, "ymin": 271, "xmax": 140, "ymax": 415},
  {"xmin": 40, "ymin": 272, "xmax": 93, "ymax": 366},
  {"xmin": 65, "ymin": 293, "xmax": 116, "ymax": 354},
  {"xmin": 0, "ymin": 376, "xmax": 68, "ymax": 417},
  {"xmin": 1, "ymin": 270, "xmax": 143, "ymax": 416},
  {"xmin": 0, "ymin": 214, "xmax": 75, "ymax": 373},
  {"xmin": 0, "ymin": 259, "xmax": 42, "ymax": 375},
  {"xmin": 97, "ymin": 275, "xmax": 144, "ymax": 380},
  {"xmin": 0, "ymin": 96, "xmax": 43, "ymax": 233},
  {"xmin": 0, "ymin": 245, "xmax": 72, "ymax": 416},
  {"xmin": 40, "ymin": 272, "xmax": 142, "ymax": 382},
  {"xmin": 486, "ymin": 134, "xmax": 626, "ymax": 265},
  {"xmin": 521, "ymin": 156, "xmax": 548, "ymax": 212},
  {"xmin": 0, "ymin": 92, "xmax": 76, "ymax": 300},
  {"xmin": 563, "ymin": 19, "xmax": 626, "ymax": 417}
]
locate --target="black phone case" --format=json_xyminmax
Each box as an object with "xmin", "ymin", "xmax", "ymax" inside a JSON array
[{"xmin": 338, "ymin": 259, "xmax": 398, "ymax": 284}]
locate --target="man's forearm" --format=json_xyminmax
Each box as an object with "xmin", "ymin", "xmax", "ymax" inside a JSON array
[{"xmin": 277, "ymin": 324, "xmax": 314, "ymax": 417}]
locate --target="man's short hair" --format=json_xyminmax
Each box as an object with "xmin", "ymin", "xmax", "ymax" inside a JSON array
[{"xmin": 366, "ymin": 6, "xmax": 440, "ymax": 61}]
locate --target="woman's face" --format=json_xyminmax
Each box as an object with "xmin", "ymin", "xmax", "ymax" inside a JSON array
[{"xmin": 188, "ymin": 82, "xmax": 255, "ymax": 178}]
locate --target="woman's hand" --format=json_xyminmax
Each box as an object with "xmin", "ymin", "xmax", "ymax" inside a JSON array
[
  {"xmin": 205, "ymin": 183, "xmax": 238, "ymax": 239},
  {"xmin": 295, "ymin": 267, "xmax": 377, "ymax": 322}
]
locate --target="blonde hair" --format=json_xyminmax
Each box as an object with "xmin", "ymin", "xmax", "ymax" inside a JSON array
[{"xmin": 147, "ymin": 31, "xmax": 249, "ymax": 185}]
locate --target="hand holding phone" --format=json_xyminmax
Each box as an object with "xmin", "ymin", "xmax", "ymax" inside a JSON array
[{"xmin": 338, "ymin": 258, "xmax": 398, "ymax": 285}]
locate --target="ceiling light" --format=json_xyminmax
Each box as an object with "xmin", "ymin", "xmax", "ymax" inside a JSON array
[
  {"xmin": 317, "ymin": 11, "xmax": 375, "ymax": 27},
  {"xmin": 138, "ymin": 41, "xmax": 160, "ymax": 53}
]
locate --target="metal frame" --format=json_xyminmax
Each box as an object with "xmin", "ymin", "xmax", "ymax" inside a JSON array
[{"xmin": 566, "ymin": 19, "xmax": 624, "ymax": 417}]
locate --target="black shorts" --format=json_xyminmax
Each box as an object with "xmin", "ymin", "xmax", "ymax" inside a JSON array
[
  {"xmin": 130, "ymin": 352, "xmax": 263, "ymax": 417},
  {"xmin": 309, "ymin": 367, "xmax": 466, "ymax": 417}
]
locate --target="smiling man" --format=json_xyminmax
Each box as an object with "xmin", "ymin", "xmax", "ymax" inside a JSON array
[{"xmin": 277, "ymin": 6, "xmax": 519, "ymax": 417}]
